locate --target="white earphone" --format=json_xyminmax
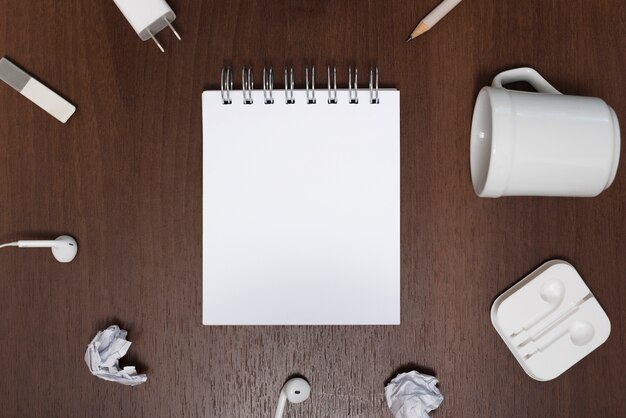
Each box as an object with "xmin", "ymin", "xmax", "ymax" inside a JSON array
[
  {"xmin": 274, "ymin": 377, "xmax": 311, "ymax": 418},
  {"xmin": 525, "ymin": 319, "xmax": 595, "ymax": 359},
  {"xmin": 0, "ymin": 235, "xmax": 78, "ymax": 263},
  {"xmin": 511, "ymin": 279, "xmax": 566, "ymax": 337}
]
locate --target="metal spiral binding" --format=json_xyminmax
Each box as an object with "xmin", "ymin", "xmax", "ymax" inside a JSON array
[
  {"xmin": 220, "ymin": 64, "xmax": 379, "ymax": 105},
  {"xmin": 220, "ymin": 67, "xmax": 233, "ymax": 105},
  {"xmin": 242, "ymin": 67, "xmax": 253, "ymax": 104},
  {"xmin": 263, "ymin": 67, "xmax": 274, "ymax": 104},
  {"xmin": 327, "ymin": 65, "xmax": 337, "ymax": 104},
  {"xmin": 284, "ymin": 66, "xmax": 295, "ymax": 104},
  {"xmin": 369, "ymin": 66, "xmax": 379, "ymax": 104},
  {"xmin": 349, "ymin": 66, "xmax": 358, "ymax": 104},
  {"xmin": 305, "ymin": 66, "xmax": 316, "ymax": 104}
]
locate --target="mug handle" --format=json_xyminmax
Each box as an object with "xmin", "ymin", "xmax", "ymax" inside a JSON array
[{"xmin": 492, "ymin": 67, "xmax": 562, "ymax": 95}]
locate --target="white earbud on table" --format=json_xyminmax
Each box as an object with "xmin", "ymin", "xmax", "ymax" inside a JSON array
[
  {"xmin": 274, "ymin": 377, "xmax": 311, "ymax": 418},
  {"xmin": 0, "ymin": 235, "xmax": 78, "ymax": 263}
]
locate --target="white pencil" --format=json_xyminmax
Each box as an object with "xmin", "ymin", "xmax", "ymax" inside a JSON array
[{"xmin": 407, "ymin": 0, "xmax": 463, "ymax": 41}]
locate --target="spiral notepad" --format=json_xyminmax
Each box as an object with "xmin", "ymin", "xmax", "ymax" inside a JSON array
[{"xmin": 202, "ymin": 66, "xmax": 400, "ymax": 325}]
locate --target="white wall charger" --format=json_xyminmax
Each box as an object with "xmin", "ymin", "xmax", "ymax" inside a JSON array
[{"xmin": 112, "ymin": 0, "xmax": 181, "ymax": 52}]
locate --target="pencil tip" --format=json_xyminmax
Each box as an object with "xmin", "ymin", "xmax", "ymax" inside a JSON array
[{"xmin": 406, "ymin": 35, "xmax": 413, "ymax": 42}]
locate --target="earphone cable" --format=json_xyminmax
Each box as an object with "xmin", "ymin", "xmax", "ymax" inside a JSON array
[{"xmin": 0, "ymin": 242, "xmax": 18, "ymax": 249}]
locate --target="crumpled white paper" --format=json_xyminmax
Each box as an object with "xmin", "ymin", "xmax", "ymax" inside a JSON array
[
  {"xmin": 385, "ymin": 371, "xmax": 443, "ymax": 418},
  {"xmin": 84, "ymin": 325, "xmax": 147, "ymax": 386}
]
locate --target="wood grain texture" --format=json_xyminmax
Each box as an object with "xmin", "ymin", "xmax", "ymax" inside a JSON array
[{"xmin": 1, "ymin": 0, "xmax": 625, "ymax": 416}]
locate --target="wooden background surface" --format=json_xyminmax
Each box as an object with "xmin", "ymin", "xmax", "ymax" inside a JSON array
[{"xmin": 1, "ymin": 0, "xmax": 625, "ymax": 417}]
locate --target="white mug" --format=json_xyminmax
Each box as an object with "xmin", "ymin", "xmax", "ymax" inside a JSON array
[{"xmin": 470, "ymin": 67, "xmax": 620, "ymax": 197}]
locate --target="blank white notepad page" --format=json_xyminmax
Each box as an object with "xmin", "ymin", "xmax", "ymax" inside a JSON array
[{"xmin": 202, "ymin": 89, "xmax": 400, "ymax": 325}]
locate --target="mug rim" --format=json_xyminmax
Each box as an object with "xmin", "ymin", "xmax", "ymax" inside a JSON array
[{"xmin": 471, "ymin": 88, "xmax": 498, "ymax": 196}]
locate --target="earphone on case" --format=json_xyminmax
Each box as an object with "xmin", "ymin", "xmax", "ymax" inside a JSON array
[{"xmin": 510, "ymin": 279, "xmax": 566, "ymax": 337}]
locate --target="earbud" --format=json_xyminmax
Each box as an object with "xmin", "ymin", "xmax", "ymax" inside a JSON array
[
  {"xmin": 512, "ymin": 279, "xmax": 566, "ymax": 336},
  {"xmin": 568, "ymin": 320, "xmax": 595, "ymax": 346},
  {"xmin": 525, "ymin": 320, "xmax": 595, "ymax": 359},
  {"xmin": 16, "ymin": 235, "xmax": 78, "ymax": 263},
  {"xmin": 273, "ymin": 377, "xmax": 311, "ymax": 418}
]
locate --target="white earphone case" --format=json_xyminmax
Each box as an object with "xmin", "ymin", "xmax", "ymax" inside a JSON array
[{"xmin": 491, "ymin": 260, "xmax": 610, "ymax": 381}]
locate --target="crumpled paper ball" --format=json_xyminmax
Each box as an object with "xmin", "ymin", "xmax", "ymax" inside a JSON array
[
  {"xmin": 84, "ymin": 325, "xmax": 147, "ymax": 386},
  {"xmin": 385, "ymin": 370, "xmax": 443, "ymax": 418}
]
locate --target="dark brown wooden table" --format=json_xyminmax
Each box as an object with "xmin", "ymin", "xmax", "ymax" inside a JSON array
[{"xmin": 1, "ymin": 0, "xmax": 625, "ymax": 416}]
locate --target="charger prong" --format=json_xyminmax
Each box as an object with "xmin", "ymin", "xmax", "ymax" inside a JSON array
[
  {"xmin": 148, "ymin": 30, "xmax": 165, "ymax": 52},
  {"xmin": 164, "ymin": 18, "xmax": 181, "ymax": 40}
]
